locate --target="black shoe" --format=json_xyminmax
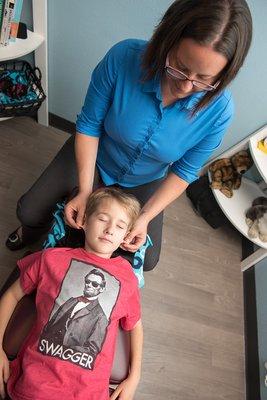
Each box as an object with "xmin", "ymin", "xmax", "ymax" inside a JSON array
[{"xmin": 5, "ymin": 227, "xmax": 26, "ymax": 251}]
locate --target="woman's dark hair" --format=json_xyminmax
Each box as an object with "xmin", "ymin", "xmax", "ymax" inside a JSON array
[{"xmin": 142, "ymin": 0, "xmax": 252, "ymax": 113}]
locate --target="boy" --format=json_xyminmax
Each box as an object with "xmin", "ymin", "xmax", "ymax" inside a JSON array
[{"xmin": 0, "ymin": 188, "xmax": 143, "ymax": 400}]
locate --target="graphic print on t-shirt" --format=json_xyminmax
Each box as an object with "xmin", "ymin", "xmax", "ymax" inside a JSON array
[{"xmin": 38, "ymin": 259, "xmax": 120, "ymax": 370}]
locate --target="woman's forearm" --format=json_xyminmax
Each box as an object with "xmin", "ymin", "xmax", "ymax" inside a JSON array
[
  {"xmin": 140, "ymin": 172, "xmax": 189, "ymax": 223},
  {"xmin": 128, "ymin": 320, "xmax": 143, "ymax": 380},
  {"xmin": 75, "ymin": 133, "xmax": 99, "ymax": 195},
  {"xmin": 0, "ymin": 280, "xmax": 25, "ymax": 349}
]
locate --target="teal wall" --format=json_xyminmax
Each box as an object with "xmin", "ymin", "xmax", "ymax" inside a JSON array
[{"xmin": 47, "ymin": 0, "xmax": 267, "ymax": 155}]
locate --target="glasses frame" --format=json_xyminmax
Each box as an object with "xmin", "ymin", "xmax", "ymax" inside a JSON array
[{"xmin": 165, "ymin": 55, "xmax": 219, "ymax": 92}]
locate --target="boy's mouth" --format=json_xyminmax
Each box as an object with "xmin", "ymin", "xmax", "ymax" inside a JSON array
[{"xmin": 99, "ymin": 236, "xmax": 113, "ymax": 244}]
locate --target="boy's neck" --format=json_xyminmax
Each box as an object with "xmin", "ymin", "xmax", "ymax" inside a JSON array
[{"xmin": 83, "ymin": 243, "xmax": 112, "ymax": 259}]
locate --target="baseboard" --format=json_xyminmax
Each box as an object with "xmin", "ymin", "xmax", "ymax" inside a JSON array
[
  {"xmin": 49, "ymin": 113, "xmax": 75, "ymax": 135},
  {"xmin": 242, "ymin": 236, "xmax": 261, "ymax": 400}
]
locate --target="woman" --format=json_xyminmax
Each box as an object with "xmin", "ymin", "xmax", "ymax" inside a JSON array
[{"xmin": 6, "ymin": 0, "xmax": 252, "ymax": 270}]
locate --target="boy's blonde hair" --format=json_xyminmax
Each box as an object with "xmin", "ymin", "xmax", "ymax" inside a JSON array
[{"xmin": 86, "ymin": 187, "xmax": 141, "ymax": 230}]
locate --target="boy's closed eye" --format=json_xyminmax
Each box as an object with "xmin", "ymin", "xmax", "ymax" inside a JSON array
[{"xmin": 98, "ymin": 215, "xmax": 108, "ymax": 222}]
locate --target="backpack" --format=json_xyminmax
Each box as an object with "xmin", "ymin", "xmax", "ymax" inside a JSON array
[{"xmin": 186, "ymin": 175, "xmax": 229, "ymax": 229}]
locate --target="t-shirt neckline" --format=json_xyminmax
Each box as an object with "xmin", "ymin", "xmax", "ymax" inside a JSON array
[{"xmin": 78, "ymin": 248, "xmax": 123, "ymax": 264}]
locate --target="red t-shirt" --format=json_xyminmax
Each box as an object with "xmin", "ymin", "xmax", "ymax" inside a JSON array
[{"xmin": 7, "ymin": 248, "xmax": 141, "ymax": 400}]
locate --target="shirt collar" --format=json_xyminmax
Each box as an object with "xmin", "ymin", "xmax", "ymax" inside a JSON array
[
  {"xmin": 141, "ymin": 75, "xmax": 161, "ymax": 101},
  {"xmin": 141, "ymin": 75, "xmax": 205, "ymax": 115}
]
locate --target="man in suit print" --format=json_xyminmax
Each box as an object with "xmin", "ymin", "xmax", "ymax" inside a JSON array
[{"xmin": 41, "ymin": 269, "xmax": 109, "ymax": 359}]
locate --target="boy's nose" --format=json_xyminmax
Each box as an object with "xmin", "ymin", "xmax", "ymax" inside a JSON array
[{"xmin": 105, "ymin": 225, "xmax": 114, "ymax": 235}]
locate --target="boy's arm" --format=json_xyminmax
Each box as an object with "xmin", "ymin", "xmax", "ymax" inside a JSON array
[
  {"xmin": 0, "ymin": 279, "xmax": 25, "ymax": 347},
  {"xmin": 128, "ymin": 319, "xmax": 143, "ymax": 381},
  {"xmin": 110, "ymin": 320, "xmax": 143, "ymax": 400},
  {"xmin": 0, "ymin": 279, "xmax": 25, "ymax": 398}
]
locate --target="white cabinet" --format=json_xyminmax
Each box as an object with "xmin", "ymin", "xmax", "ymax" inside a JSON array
[
  {"xmin": 204, "ymin": 124, "xmax": 267, "ymax": 271},
  {"xmin": 0, "ymin": 0, "xmax": 48, "ymax": 125}
]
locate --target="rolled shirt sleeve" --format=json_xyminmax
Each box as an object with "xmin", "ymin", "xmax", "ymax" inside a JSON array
[
  {"xmin": 171, "ymin": 96, "xmax": 234, "ymax": 183},
  {"xmin": 76, "ymin": 41, "xmax": 127, "ymax": 137}
]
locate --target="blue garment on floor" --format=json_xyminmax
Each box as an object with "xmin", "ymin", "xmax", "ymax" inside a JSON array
[{"xmin": 43, "ymin": 202, "xmax": 152, "ymax": 288}]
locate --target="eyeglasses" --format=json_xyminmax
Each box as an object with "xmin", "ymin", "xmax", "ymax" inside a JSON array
[
  {"xmin": 165, "ymin": 55, "xmax": 219, "ymax": 92},
  {"xmin": 85, "ymin": 279, "xmax": 101, "ymax": 288}
]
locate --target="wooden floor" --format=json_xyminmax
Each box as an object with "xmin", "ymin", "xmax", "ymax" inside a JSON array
[{"xmin": 0, "ymin": 117, "xmax": 245, "ymax": 400}]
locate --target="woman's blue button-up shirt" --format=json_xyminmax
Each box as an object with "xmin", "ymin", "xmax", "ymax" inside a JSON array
[{"xmin": 76, "ymin": 39, "xmax": 234, "ymax": 187}]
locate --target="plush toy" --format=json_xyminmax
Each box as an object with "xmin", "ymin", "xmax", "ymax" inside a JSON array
[
  {"xmin": 257, "ymin": 137, "xmax": 267, "ymax": 154},
  {"xmin": 209, "ymin": 150, "xmax": 253, "ymax": 198},
  {"xmin": 245, "ymin": 197, "xmax": 267, "ymax": 242}
]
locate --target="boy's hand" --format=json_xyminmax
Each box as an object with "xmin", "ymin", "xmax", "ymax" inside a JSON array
[
  {"xmin": 0, "ymin": 348, "xmax": 10, "ymax": 399},
  {"xmin": 110, "ymin": 375, "xmax": 139, "ymax": 400}
]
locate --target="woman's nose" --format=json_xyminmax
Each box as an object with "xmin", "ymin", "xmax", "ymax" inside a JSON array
[{"xmin": 180, "ymin": 78, "xmax": 194, "ymax": 92}]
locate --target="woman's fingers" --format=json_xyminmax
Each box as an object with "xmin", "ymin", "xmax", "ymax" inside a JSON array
[
  {"xmin": 64, "ymin": 193, "xmax": 88, "ymax": 229},
  {"xmin": 64, "ymin": 205, "xmax": 80, "ymax": 228},
  {"xmin": 76, "ymin": 207, "xmax": 86, "ymax": 228},
  {"xmin": 121, "ymin": 235, "xmax": 146, "ymax": 252}
]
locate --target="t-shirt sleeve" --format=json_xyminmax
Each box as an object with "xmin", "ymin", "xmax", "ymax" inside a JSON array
[
  {"xmin": 171, "ymin": 96, "xmax": 234, "ymax": 184},
  {"xmin": 76, "ymin": 40, "xmax": 128, "ymax": 137},
  {"xmin": 120, "ymin": 281, "xmax": 141, "ymax": 331},
  {"xmin": 17, "ymin": 251, "xmax": 43, "ymax": 294}
]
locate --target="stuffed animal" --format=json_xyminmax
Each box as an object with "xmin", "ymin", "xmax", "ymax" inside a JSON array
[
  {"xmin": 209, "ymin": 150, "xmax": 253, "ymax": 198},
  {"xmin": 245, "ymin": 197, "xmax": 267, "ymax": 242},
  {"xmin": 257, "ymin": 137, "xmax": 267, "ymax": 154}
]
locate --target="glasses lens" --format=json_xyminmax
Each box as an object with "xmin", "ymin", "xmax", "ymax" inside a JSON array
[
  {"xmin": 86, "ymin": 279, "xmax": 100, "ymax": 288},
  {"xmin": 166, "ymin": 68, "xmax": 187, "ymax": 81}
]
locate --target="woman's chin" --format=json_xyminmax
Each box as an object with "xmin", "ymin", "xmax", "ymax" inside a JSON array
[{"xmin": 170, "ymin": 85, "xmax": 192, "ymax": 99}]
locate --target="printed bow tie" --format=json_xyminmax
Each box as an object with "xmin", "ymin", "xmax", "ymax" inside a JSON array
[{"xmin": 77, "ymin": 296, "xmax": 91, "ymax": 303}]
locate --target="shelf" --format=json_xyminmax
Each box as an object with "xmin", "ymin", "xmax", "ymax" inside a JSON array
[
  {"xmin": 211, "ymin": 177, "xmax": 267, "ymax": 249},
  {"xmin": 249, "ymin": 125, "xmax": 267, "ymax": 184},
  {"xmin": 0, "ymin": 30, "xmax": 44, "ymax": 62}
]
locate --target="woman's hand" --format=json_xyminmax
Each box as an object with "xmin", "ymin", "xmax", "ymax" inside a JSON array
[
  {"xmin": 110, "ymin": 375, "xmax": 139, "ymax": 400},
  {"xmin": 64, "ymin": 192, "xmax": 90, "ymax": 229},
  {"xmin": 0, "ymin": 348, "xmax": 10, "ymax": 399},
  {"xmin": 120, "ymin": 215, "xmax": 149, "ymax": 253}
]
